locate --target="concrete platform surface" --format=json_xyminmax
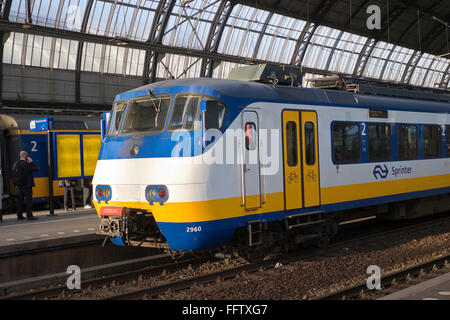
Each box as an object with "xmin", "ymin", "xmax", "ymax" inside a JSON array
[
  {"xmin": 379, "ymin": 272, "xmax": 450, "ymax": 300},
  {"xmin": 0, "ymin": 207, "xmax": 101, "ymax": 254}
]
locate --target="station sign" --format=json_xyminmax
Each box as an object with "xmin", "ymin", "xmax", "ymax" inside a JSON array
[{"xmin": 29, "ymin": 117, "xmax": 54, "ymax": 132}]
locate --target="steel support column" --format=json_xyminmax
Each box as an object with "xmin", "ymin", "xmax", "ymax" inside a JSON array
[
  {"xmin": 353, "ymin": 38, "xmax": 377, "ymax": 77},
  {"xmin": 142, "ymin": 0, "xmax": 176, "ymax": 84},
  {"xmin": 0, "ymin": 0, "xmax": 12, "ymax": 104},
  {"xmin": 75, "ymin": 0, "xmax": 94, "ymax": 104},
  {"xmin": 200, "ymin": 0, "xmax": 234, "ymax": 78},
  {"xmin": 400, "ymin": 50, "xmax": 422, "ymax": 83}
]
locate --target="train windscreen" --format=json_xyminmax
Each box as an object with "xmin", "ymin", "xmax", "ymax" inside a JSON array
[{"xmin": 121, "ymin": 96, "xmax": 171, "ymax": 134}]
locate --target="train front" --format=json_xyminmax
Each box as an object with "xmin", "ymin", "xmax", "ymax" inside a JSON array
[{"xmin": 93, "ymin": 81, "xmax": 230, "ymax": 252}]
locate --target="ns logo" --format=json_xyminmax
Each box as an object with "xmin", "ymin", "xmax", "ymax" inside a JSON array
[{"xmin": 373, "ymin": 165, "xmax": 388, "ymax": 179}]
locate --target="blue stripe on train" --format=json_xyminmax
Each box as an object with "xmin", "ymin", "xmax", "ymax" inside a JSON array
[{"xmin": 108, "ymin": 184, "xmax": 450, "ymax": 250}]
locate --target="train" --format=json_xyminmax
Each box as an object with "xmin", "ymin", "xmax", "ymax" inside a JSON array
[
  {"xmin": 93, "ymin": 64, "xmax": 450, "ymax": 256},
  {"xmin": 0, "ymin": 113, "xmax": 100, "ymax": 214}
]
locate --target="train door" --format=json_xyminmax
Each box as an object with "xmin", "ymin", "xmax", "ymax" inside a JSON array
[
  {"xmin": 243, "ymin": 111, "xmax": 261, "ymax": 210},
  {"xmin": 282, "ymin": 110, "xmax": 320, "ymax": 211}
]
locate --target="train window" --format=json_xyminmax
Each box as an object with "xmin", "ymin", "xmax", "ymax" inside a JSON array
[
  {"xmin": 397, "ymin": 125, "xmax": 418, "ymax": 160},
  {"xmin": 286, "ymin": 121, "xmax": 298, "ymax": 167},
  {"xmin": 245, "ymin": 122, "xmax": 256, "ymax": 150},
  {"xmin": 368, "ymin": 124, "xmax": 391, "ymax": 161},
  {"xmin": 332, "ymin": 122, "xmax": 360, "ymax": 164},
  {"xmin": 107, "ymin": 102, "xmax": 125, "ymax": 136},
  {"xmin": 423, "ymin": 125, "xmax": 441, "ymax": 158},
  {"xmin": 169, "ymin": 96, "xmax": 201, "ymax": 130},
  {"xmin": 305, "ymin": 122, "xmax": 315, "ymax": 165},
  {"xmin": 446, "ymin": 126, "xmax": 450, "ymax": 156},
  {"xmin": 169, "ymin": 95, "xmax": 225, "ymax": 131},
  {"xmin": 121, "ymin": 96, "xmax": 171, "ymax": 134}
]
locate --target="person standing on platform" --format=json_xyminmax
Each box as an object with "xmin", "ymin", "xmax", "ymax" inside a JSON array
[
  {"xmin": 81, "ymin": 178, "xmax": 93, "ymax": 208},
  {"xmin": 12, "ymin": 151, "xmax": 38, "ymax": 221},
  {"xmin": 63, "ymin": 179, "xmax": 77, "ymax": 212}
]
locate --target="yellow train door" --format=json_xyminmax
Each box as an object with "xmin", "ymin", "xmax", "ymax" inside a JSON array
[
  {"xmin": 300, "ymin": 111, "xmax": 320, "ymax": 207},
  {"xmin": 282, "ymin": 110, "xmax": 320, "ymax": 211}
]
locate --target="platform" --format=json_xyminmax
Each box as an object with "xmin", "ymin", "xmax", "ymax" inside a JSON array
[
  {"xmin": 0, "ymin": 207, "xmax": 101, "ymax": 256},
  {"xmin": 379, "ymin": 272, "xmax": 450, "ymax": 300}
]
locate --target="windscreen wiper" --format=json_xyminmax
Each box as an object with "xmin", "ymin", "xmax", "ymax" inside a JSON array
[{"xmin": 148, "ymin": 89, "xmax": 162, "ymax": 127}]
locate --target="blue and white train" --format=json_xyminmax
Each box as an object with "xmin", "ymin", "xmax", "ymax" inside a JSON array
[{"xmin": 93, "ymin": 65, "xmax": 450, "ymax": 253}]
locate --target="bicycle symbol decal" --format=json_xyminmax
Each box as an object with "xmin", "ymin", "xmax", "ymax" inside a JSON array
[
  {"xmin": 306, "ymin": 170, "xmax": 317, "ymax": 182},
  {"xmin": 287, "ymin": 171, "xmax": 299, "ymax": 184}
]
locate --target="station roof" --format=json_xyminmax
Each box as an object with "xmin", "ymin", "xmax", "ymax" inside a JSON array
[{"xmin": 0, "ymin": 0, "xmax": 448, "ymax": 110}]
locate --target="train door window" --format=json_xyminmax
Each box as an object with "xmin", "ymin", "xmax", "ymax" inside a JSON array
[
  {"xmin": 446, "ymin": 126, "xmax": 450, "ymax": 156},
  {"xmin": 397, "ymin": 125, "xmax": 418, "ymax": 160},
  {"xmin": 286, "ymin": 121, "xmax": 298, "ymax": 166},
  {"xmin": 332, "ymin": 122, "xmax": 360, "ymax": 164},
  {"xmin": 245, "ymin": 122, "xmax": 257, "ymax": 150},
  {"xmin": 423, "ymin": 125, "xmax": 441, "ymax": 158},
  {"xmin": 368, "ymin": 124, "xmax": 391, "ymax": 161},
  {"xmin": 107, "ymin": 102, "xmax": 125, "ymax": 136},
  {"xmin": 305, "ymin": 122, "xmax": 315, "ymax": 165}
]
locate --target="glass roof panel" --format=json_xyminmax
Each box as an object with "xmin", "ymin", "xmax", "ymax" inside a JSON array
[
  {"xmin": 10, "ymin": 0, "xmax": 89, "ymax": 31},
  {"xmin": 363, "ymin": 41, "xmax": 394, "ymax": 79},
  {"xmin": 328, "ymin": 32, "xmax": 367, "ymax": 73},
  {"xmin": 303, "ymin": 26, "xmax": 341, "ymax": 70},
  {"xmin": 255, "ymin": 14, "xmax": 306, "ymax": 64},
  {"xmin": 86, "ymin": 0, "xmax": 157, "ymax": 41},
  {"xmin": 381, "ymin": 46, "xmax": 414, "ymax": 82},
  {"xmin": 3, "ymin": 31, "xmax": 78, "ymax": 70},
  {"xmin": 156, "ymin": 54, "xmax": 203, "ymax": 79},
  {"xmin": 218, "ymin": 4, "xmax": 270, "ymax": 58},
  {"xmin": 162, "ymin": 0, "xmax": 219, "ymax": 50},
  {"xmin": 409, "ymin": 53, "xmax": 435, "ymax": 86},
  {"xmin": 81, "ymin": 41, "xmax": 145, "ymax": 76}
]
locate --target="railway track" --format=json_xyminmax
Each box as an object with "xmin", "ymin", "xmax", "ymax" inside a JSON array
[
  {"xmin": 3, "ymin": 214, "xmax": 450, "ymax": 300},
  {"xmin": 0, "ymin": 254, "xmax": 210, "ymax": 300},
  {"xmin": 101, "ymin": 215, "xmax": 450, "ymax": 300},
  {"xmin": 316, "ymin": 254, "xmax": 450, "ymax": 300}
]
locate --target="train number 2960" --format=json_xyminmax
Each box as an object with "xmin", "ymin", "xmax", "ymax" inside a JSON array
[{"xmin": 186, "ymin": 226, "xmax": 202, "ymax": 232}]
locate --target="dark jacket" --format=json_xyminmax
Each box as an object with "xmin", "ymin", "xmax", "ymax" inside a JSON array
[{"xmin": 16, "ymin": 159, "xmax": 38, "ymax": 188}]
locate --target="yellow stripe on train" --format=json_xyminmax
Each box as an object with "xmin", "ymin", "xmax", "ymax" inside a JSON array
[{"xmin": 94, "ymin": 173, "xmax": 450, "ymax": 223}]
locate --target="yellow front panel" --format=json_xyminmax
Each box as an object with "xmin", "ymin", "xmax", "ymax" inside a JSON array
[
  {"xmin": 283, "ymin": 110, "xmax": 302, "ymax": 210},
  {"xmin": 301, "ymin": 111, "xmax": 320, "ymax": 207},
  {"xmin": 83, "ymin": 134, "xmax": 101, "ymax": 176},
  {"xmin": 57, "ymin": 134, "xmax": 81, "ymax": 177}
]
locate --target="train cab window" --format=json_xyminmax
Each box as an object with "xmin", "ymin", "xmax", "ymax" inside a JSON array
[
  {"xmin": 286, "ymin": 121, "xmax": 298, "ymax": 167},
  {"xmin": 305, "ymin": 122, "xmax": 315, "ymax": 165},
  {"xmin": 121, "ymin": 96, "xmax": 171, "ymax": 134},
  {"xmin": 107, "ymin": 102, "xmax": 125, "ymax": 136},
  {"xmin": 245, "ymin": 122, "xmax": 256, "ymax": 150},
  {"xmin": 169, "ymin": 96, "xmax": 201, "ymax": 130},
  {"xmin": 332, "ymin": 123, "xmax": 360, "ymax": 164},
  {"xmin": 368, "ymin": 124, "xmax": 391, "ymax": 161},
  {"xmin": 397, "ymin": 125, "xmax": 418, "ymax": 160},
  {"xmin": 169, "ymin": 95, "xmax": 225, "ymax": 131},
  {"xmin": 423, "ymin": 125, "xmax": 442, "ymax": 158}
]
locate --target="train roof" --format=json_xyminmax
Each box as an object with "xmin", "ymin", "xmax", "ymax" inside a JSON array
[
  {"xmin": 123, "ymin": 78, "xmax": 450, "ymax": 114},
  {"xmin": 0, "ymin": 114, "xmax": 100, "ymax": 131}
]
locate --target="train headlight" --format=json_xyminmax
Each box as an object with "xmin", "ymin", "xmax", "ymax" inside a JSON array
[
  {"xmin": 104, "ymin": 186, "xmax": 112, "ymax": 201},
  {"xmin": 96, "ymin": 186, "xmax": 104, "ymax": 200},
  {"xmin": 145, "ymin": 185, "xmax": 169, "ymax": 205},
  {"xmin": 147, "ymin": 187, "xmax": 156, "ymax": 200},
  {"xmin": 157, "ymin": 187, "xmax": 167, "ymax": 200}
]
